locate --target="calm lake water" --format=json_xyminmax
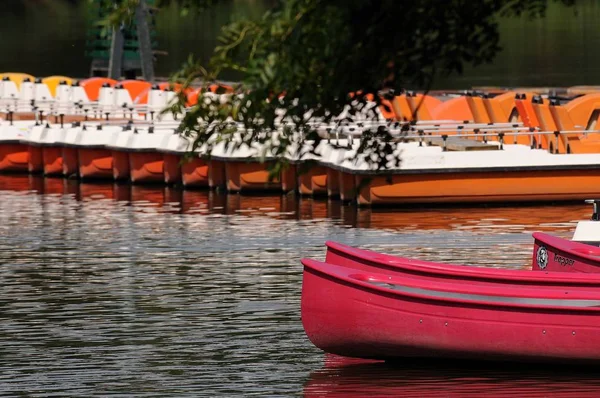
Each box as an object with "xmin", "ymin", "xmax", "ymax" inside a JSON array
[
  {"xmin": 2, "ymin": 0, "xmax": 600, "ymax": 89},
  {"xmin": 1, "ymin": 175, "xmax": 600, "ymax": 396}
]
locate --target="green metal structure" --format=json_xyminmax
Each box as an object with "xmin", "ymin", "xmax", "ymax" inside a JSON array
[{"xmin": 85, "ymin": 0, "xmax": 158, "ymax": 79}]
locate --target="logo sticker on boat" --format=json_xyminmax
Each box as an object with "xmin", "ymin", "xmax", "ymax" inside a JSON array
[{"xmin": 536, "ymin": 246, "xmax": 548, "ymax": 270}]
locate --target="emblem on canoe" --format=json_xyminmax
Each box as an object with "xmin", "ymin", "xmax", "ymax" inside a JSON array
[{"xmin": 536, "ymin": 246, "xmax": 548, "ymax": 270}]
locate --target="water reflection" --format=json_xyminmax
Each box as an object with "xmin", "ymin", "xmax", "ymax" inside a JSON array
[
  {"xmin": 0, "ymin": 175, "xmax": 587, "ymax": 236},
  {"xmin": 0, "ymin": 174, "xmax": 594, "ymax": 395},
  {"xmin": 305, "ymin": 355, "xmax": 600, "ymax": 397}
]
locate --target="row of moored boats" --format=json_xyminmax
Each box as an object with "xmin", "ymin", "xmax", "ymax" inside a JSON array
[{"xmin": 3, "ymin": 73, "xmax": 600, "ymax": 205}]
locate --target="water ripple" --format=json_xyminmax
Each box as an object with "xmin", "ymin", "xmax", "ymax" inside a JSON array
[{"xmin": 0, "ymin": 176, "xmax": 591, "ymax": 396}]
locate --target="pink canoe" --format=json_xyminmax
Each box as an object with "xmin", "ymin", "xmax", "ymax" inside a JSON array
[
  {"xmin": 301, "ymin": 258, "xmax": 600, "ymax": 362},
  {"xmin": 325, "ymin": 240, "xmax": 600, "ymax": 288},
  {"xmin": 533, "ymin": 232, "xmax": 600, "ymax": 273}
]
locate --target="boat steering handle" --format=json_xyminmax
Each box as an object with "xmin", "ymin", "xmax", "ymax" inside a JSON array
[{"xmin": 585, "ymin": 199, "xmax": 600, "ymax": 221}]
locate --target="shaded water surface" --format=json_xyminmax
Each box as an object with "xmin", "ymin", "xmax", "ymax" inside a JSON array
[{"xmin": 0, "ymin": 175, "xmax": 597, "ymax": 396}]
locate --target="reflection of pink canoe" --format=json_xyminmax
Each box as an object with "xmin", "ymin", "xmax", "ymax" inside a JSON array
[
  {"xmin": 304, "ymin": 354, "xmax": 600, "ymax": 397},
  {"xmin": 301, "ymin": 258, "xmax": 600, "ymax": 362},
  {"xmin": 325, "ymin": 240, "xmax": 600, "ymax": 288}
]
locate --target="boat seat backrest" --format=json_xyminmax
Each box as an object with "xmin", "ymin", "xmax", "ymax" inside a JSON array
[
  {"xmin": 514, "ymin": 97, "xmax": 539, "ymax": 128},
  {"xmin": 406, "ymin": 94, "xmax": 433, "ymax": 120},
  {"xmin": 581, "ymin": 108, "xmax": 600, "ymax": 133},
  {"xmin": 482, "ymin": 97, "xmax": 508, "ymax": 123},
  {"xmin": 571, "ymin": 108, "xmax": 600, "ymax": 143},
  {"xmin": 533, "ymin": 102, "xmax": 556, "ymax": 153},
  {"xmin": 465, "ymin": 95, "xmax": 490, "ymax": 123},
  {"xmin": 548, "ymin": 102, "xmax": 591, "ymax": 153},
  {"xmin": 98, "ymin": 86, "xmax": 116, "ymax": 108},
  {"xmin": 19, "ymin": 81, "xmax": 34, "ymax": 103},
  {"xmin": 148, "ymin": 89, "xmax": 166, "ymax": 110},
  {"xmin": 379, "ymin": 98, "xmax": 396, "ymax": 120},
  {"xmin": 534, "ymin": 101, "xmax": 571, "ymax": 153},
  {"xmin": 564, "ymin": 93, "xmax": 600, "ymax": 130},
  {"xmin": 72, "ymin": 86, "xmax": 90, "ymax": 104},
  {"xmin": 429, "ymin": 96, "xmax": 473, "ymax": 122},
  {"xmin": 114, "ymin": 88, "xmax": 134, "ymax": 108},
  {"xmin": 548, "ymin": 103, "xmax": 577, "ymax": 132},
  {"xmin": 492, "ymin": 91, "xmax": 521, "ymax": 122},
  {"xmin": 166, "ymin": 90, "xmax": 177, "ymax": 104},
  {"xmin": 55, "ymin": 84, "xmax": 73, "ymax": 105},
  {"xmin": 532, "ymin": 101, "xmax": 557, "ymax": 131},
  {"xmin": 34, "ymin": 82, "xmax": 53, "ymax": 102},
  {"xmin": 391, "ymin": 95, "xmax": 412, "ymax": 121},
  {"xmin": 0, "ymin": 80, "xmax": 19, "ymax": 101}
]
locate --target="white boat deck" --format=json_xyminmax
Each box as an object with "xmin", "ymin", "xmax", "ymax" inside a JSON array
[{"xmin": 1, "ymin": 118, "xmax": 600, "ymax": 173}]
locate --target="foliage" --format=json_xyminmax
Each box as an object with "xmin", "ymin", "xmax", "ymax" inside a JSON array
[{"xmin": 114, "ymin": 0, "xmax": 576, "ymax": 172}]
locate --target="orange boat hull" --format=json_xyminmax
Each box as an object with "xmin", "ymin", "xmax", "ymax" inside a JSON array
[
  {"xmin": 42, "ymin": 146, "xmax": 63, "ymax": 176},
  {"xmin": 356, "ymin": 169, "xmax": 600, "ymax": 206},
  {"xmin": 280, "ymin": 164, "xmax": 297, "ymax": 193},
  {"xmin": 163, "ymin": 154, "xmax": 182, "ymax": 184},
  {"xmin": 112, "ymin": 151, "xmax": 130, "ymax": 180},
  {"xmin": 225, "ymin": 161, "xmax": 281, "ymax": 192},
  {"xmin": 338, "ymin": 171, "xmax": 357, "ymax": 202},
  {"xmin": 78, "ymin": 148, "xmax": 113, "ymax": 179},
  {"xmin": 0, "ymin": 144, "xmax": 30, "ymax": 172},
  {"xmin": 181, "ymin": 158, "xmax": 210, "ymax": 187},
  {"xmin": 62, "ymin": 147, "xmax": 78, "ymax": 177},
  {"xmin": 326, "ymin": 168, "xmax": 340, "ymax": 198},
  {"xmin": 28, "ymin": 146, "xmax": 43, "ymax": 173},
  {"xmin": 129, "ymin": 152, "xmax": 164, "ymax": 183},
  {"xmin": 298, "ymin": 166, "xmax": 328, "ymax": 196}
]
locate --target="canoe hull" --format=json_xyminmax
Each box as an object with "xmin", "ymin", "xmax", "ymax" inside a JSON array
[
  {"xmin": 532, "ymin": 232, "xmax": 600, "ymax": 273},
  {"xmin": 301, "ymin": 260, "xmax": 600, "ymax": 363},
  {"xmin": 324, "ymin": 239, "xmax": 600, "ymax": 288}
]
